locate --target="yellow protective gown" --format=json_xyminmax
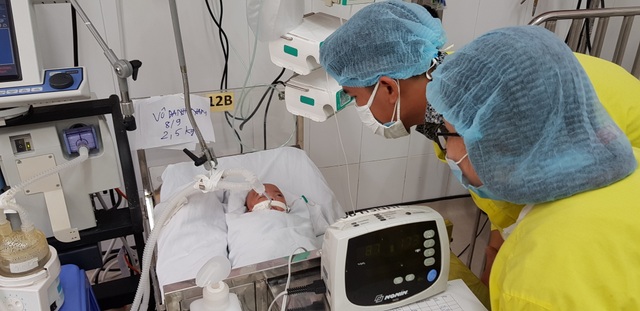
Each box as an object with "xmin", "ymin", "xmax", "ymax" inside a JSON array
[{"xmin": 489, "ymin": 148, "xmax": 640, "ymax": 310}]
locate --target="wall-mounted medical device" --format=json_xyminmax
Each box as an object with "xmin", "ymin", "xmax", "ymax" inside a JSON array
[
  {"xmin": 285, "ymin": 68, "xmax": 352, "ymax": 122},
  {"xmin": 269, "ymin": 12, "xmax": 341, "ymax": 76},
  {"xmin": 0, "ymin": 115, "xmax": 121, "ymax": 242},
  {"xmin": 269, "ymin": 12, "xmax": 353, "ymax": 122},
  {"xmin": 0, "ymin": 0, "xmax": 89, "ymax": 114},
  {"xmin": 322, "ymin": 205, "xmax": 449, "ymax": 310}
]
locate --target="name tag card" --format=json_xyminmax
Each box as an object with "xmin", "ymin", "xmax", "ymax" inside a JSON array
[{"xmin": 132, "ymin": 94, "xmax": 216, "ymax": 150}]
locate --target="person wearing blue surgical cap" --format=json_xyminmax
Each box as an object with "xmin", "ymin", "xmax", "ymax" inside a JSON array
[{"xmin": 320, "ymin": 2, "xmax": 640, "ymax": 310}]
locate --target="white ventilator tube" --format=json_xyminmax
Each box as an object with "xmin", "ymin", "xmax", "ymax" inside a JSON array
[
  {"xmin": 130, "ymin": 168, "xmax": 266, "ymax": 311},
  {"xmin": 0, "ymin": 146, "xmax": 90, "ymax": 232}
]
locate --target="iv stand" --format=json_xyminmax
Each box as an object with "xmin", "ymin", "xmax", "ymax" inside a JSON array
[{"xmin": 68, "ymin": 0, "xmax": 141, "ymax": 131}]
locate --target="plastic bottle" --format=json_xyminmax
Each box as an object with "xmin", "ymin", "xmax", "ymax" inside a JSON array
[{"xmin": 190, "ymin": 256, "xmax": 242, "ymax": 311}]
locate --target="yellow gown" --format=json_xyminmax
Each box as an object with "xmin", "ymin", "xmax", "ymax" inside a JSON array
[{"xmin": 489, "ymin": 149, "xmax": 640, "ymax": 310}]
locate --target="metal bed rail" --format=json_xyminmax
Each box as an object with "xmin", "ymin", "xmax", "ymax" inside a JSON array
[{"xmin": 529, "ymin": 6, "xmax": 640, "ymax": 78}]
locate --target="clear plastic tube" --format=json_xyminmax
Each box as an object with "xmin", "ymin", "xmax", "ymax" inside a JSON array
[
  {"xmin": 1, "ymin": 201, "xmax": 35, "ymax": 232},
  {"xmin": 130, "ymin": 185, "xmax": 200, "ymax": 311}
]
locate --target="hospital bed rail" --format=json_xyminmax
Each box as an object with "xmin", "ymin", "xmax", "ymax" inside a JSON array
[{"xmin": 529, "ymin": 6, "xmax": 640, "ymax": 78}]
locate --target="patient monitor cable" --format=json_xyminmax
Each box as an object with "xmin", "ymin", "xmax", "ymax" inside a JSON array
[{"xmin": 333, "ymin": 106, "xmax": 357, "ymax": 216}]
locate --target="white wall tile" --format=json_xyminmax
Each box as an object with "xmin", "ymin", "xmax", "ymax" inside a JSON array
[
  {"xmin": 473, "ymin": 0, "xmax": 526, "ymax": 37},
  {"xmin": 360, "ymin": 126, "xmax": 410, "ymax": 162},
  {"xmin": 75, "ymin": 0, "xmax": 121, "ymax": 99},
  {"xmin": 402, "ymin": 155, "xmax": 449, "ymax": 202},
  {"xmin": 357, "ymin": 158, "xmax": 407, "ymax": 209},
  {"xmin": 441, "ymin": 0, "xmax": 481, "ymax": 49},
  {"xmin": 446, "ymin": 169, "xmax": 469, "ymax": 196},
  {"xmin": 308, "ymin": 106, "xmax": 363, "ymax": 167},
  {"xmin": 319, "ymin": 164, "xmax": 359, "ymax": 213},
  {"xmin": 408, "ymin": 129, "xmax": 436, "ymax": 157}
]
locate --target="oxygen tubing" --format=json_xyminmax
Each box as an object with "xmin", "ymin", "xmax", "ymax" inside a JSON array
[{"xmin": 130, "ymin": 184, "xmax": 200, "ymax": 311}]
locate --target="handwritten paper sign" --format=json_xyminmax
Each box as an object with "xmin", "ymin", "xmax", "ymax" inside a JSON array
[{"xmin": 132, "ymin": 94, "xmax": 216, "ymax": 150}]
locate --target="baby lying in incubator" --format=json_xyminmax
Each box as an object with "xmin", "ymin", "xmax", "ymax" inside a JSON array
[
  {"xmin": 227, "ymin": 183, "xmax": 324, "ymax": 267},
  {"xmin": 245, "ymin": 183, "xmax": 288, "ymax": 212}
]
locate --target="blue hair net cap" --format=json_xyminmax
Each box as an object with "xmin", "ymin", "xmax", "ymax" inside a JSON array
[
  {"xmin": 319, "ymin": 1, "xmax": 446, "ymax": 87},
  {"xmin": 428, "ymin": 25, "xmax": 637, "ymax": 204}
]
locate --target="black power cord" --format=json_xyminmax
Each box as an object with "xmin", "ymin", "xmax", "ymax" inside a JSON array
[
  {"xmin": 565, "ymin": 0, "xmax": 606, "ymax": 54},
  {"xmin": 456, "ymin": 216, "xmax": 489, "ymax": 258},
  {"xmin": 287, "ymin": 301, "xmax": 326, "ymax": 311},
  {"xmin": 281, "ymin": 280, "xmax": 327, "ymax": 311},
  {"xmin": 239, "ymin": 69, "xmax": 286, "ymax": 130},
  {"xmin": 71, "ymin": 6, "xmax": 79, "ymax": 67},
  {"xmin": 262, "ymin": 81, "xmax": 286, "ymax": 149},
  {"xmin": 204, "ymin": 0, "xmax": 288, "ymax": 152},
  {"xmin": 286, "ymin": 279, "xmax": 327, "ymax": 295},
  {"xmin": 205, "ymin": 0, "xmax": 247, "ymax": 153},
  {"xmin": 204, "ymin": 0, "xmax": 230, "ymax": 90}
]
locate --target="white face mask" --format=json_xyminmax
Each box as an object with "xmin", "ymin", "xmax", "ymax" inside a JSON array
[
  {"xmin": 354, "ymin": 80, "xmax": 409, "ymax": 139},
  {"xmin": 251, "ymin": 200, "xmax": 288, "ymax": 212}
]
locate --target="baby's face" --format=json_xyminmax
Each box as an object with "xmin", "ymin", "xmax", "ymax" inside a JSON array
[{"xmin": 246, "ymin": 183, "xmax": 287, "ymax": 212}]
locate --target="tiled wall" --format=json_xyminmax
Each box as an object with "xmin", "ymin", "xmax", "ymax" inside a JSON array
[
  {"xmin": 304, "ymin": 105, "xmax": 467, "ymax": 211},
  {"xmin": 51, "ymin": 0, "xmax": 639, "ymax": 207}
]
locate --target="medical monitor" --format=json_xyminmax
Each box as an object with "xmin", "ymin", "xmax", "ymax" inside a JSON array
[{"xmin": 0, "ymin": 0, "xmax": 21, "ymax": 83}]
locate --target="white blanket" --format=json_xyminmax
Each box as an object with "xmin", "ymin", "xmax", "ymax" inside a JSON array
[
  {"xmin": 227, "ymin": 198, "xmax": 319, "ymax": 267},
  {"xmin": 155, "ymin": 147, "xmax": 343, "ymax": 288}
]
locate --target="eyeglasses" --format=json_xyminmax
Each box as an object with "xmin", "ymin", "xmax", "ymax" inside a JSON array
[{"xmin": 420, "ymin": 122, "xmax": 460, "ymax": 153}]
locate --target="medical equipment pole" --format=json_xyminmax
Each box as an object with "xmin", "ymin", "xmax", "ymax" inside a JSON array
[
  {"xmin": 167, "ymin": 0, "xmax": 217, "ymax": 169},
  {"xmin": 68, "ymin": 0, "xmax": 141, "ymax": 131}
]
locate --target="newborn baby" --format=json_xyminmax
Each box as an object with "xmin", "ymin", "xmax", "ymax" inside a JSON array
[{"xmin": 245, "ymin": 183, "xmax": 288, "ymax": 212}]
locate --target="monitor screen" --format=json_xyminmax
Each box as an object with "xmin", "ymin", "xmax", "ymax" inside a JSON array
[{"xmin": 0, "ymin": 0, "xmax": 21, "ymax": 82}]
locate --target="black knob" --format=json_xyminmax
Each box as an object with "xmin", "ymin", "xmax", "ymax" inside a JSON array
[
  {"xmin": 49, "ymin": 73, "xmax": 74, "ymax": 89},
  {"xmin": 182, "ymin": 149, "xmax": 208, "ymax": 167},
  {"xmin": 130, "ymin": 60, "xmax": 142, "ymax": 81}
]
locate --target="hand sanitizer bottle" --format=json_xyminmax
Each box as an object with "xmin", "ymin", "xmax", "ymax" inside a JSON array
[{"xmin": 190, "ymin": 256, "xmax": 242, "ymax": 311}]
